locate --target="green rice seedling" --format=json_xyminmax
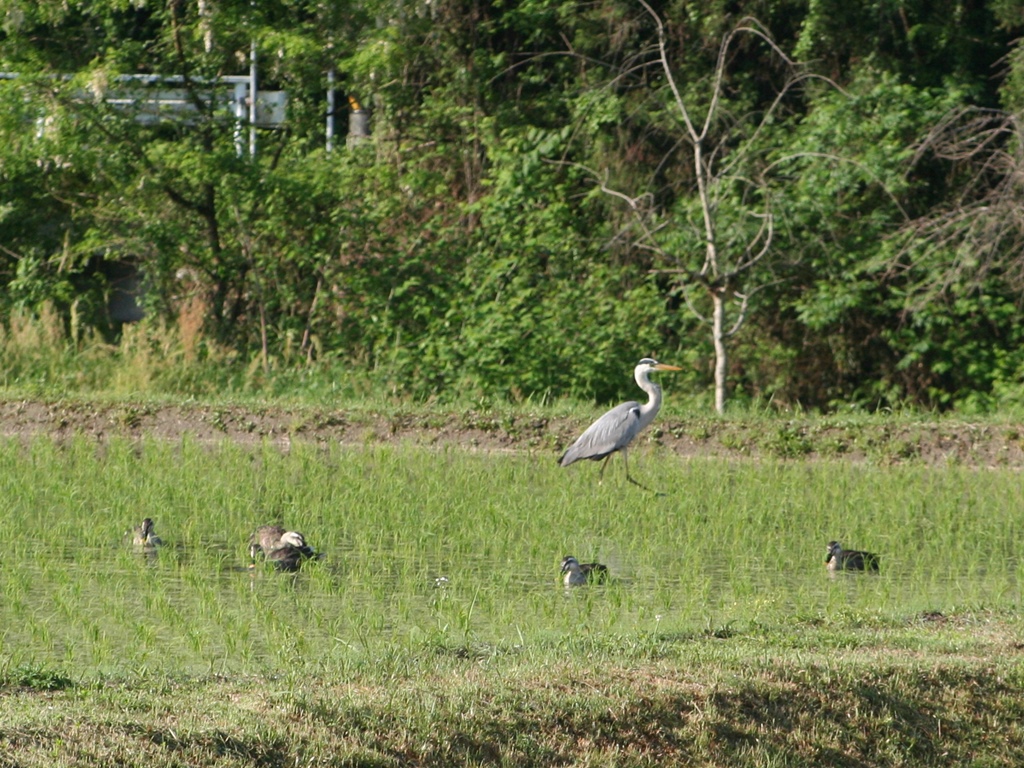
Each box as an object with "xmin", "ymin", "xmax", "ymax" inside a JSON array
[{"xmin": 0, "ymin": 434, "xmax": 1023, "ymax": 680}]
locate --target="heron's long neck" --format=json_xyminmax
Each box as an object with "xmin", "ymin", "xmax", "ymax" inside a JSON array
[{"xmin": 635, "ymin": 371, "xmax": 663, "ymax": 432}]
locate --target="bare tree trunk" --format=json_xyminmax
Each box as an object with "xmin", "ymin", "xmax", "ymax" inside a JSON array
[
  {"xmin": 197, "ymin": 0, "xmax": 213, "ymax": 53},
  {"xmin": 589, "ymin": 5, "xmax": 799, "ymax": 413},
  {"xmin": 712, "ymin": 291, "xmax": 727, "ymax": 414},
  {"xmin": 695, "ymin": 133, "xmax": 729, "ymax": 413}
]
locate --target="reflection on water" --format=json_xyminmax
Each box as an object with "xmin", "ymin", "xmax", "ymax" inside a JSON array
[{"xmin": 0, "ymin": 537, "xmax": 1019, "ymax": 675}]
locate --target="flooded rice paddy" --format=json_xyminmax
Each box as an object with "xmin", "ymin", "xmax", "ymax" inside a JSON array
[{"xmin": 1, "ymin": 435, "xmax": 1022, "ymax": 676}]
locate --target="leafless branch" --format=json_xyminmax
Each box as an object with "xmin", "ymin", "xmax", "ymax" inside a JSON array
[
  {"xmin": 637, "ymin": 0, "xmax": 698, "ymax": 140},
  {"xmin": 0, "ymin": 242, "xmax": 25, "ymax": 261},
  {"xmin": 894, "ymin": 107, "xmax": 1024, "ymax": 305},
  {"xmin": 725, "ymin": 292, "xmax": 751, "ymax": 337},
  {"xmin": 563, "ymin": 160, "xmax": 669, "ymax": 254},
  {"xmin": 733, "ymin": 208, "xmax": 773, "ymax": 274},
  {"xmin": 762, "ymin": 151, "xmax": 911, "ymax": 220},
  {"xmin": 724, "ymin": 279, "xmax": 783, "ymax": 337},
  {"xmin": 677, "ymin": 282, "xmax": 709, "ymax": 324}
]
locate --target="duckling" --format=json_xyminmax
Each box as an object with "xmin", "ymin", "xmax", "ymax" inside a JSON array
[
  {"xmin": 130, "ymin": 518, "xmax": 163, "ymax": 549},
  {"xmin": 249, "ymin": 525, "xmax": 318, "ymax": 571},
  {"xmin": 561, "ymin": 555, "xmax": 609, "ymax": 586},
  {"xmin": 826, "ymin": 540, "xmax": 879, "ymax": 572}
]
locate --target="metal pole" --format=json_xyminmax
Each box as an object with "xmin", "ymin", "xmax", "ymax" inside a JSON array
[
  {"xmin": 249, "ymin": 40, "xmax": 257, "ymax": 157},
  {"xmin": 326, "ymin": 68, "xmax": 336, "ymax": 153},
  {"xmin": 234, "ymin": 82, "xmax": 246, "ymax": 156}
]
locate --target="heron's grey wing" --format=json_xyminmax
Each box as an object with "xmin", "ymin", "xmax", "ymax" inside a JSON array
[{"xmin": 559, "ymin": 401, "xmax": 641, "ymax": 466}]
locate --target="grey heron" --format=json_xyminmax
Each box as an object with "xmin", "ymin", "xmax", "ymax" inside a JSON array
[
  {"xmin": 825, "ymin": 541, "xmax": 880, "ymax": 572},
  {"xmin": 249, "ymin": 524, "xmax": 319, "ymax": 571},
  {"xmin": 558, "ymin": 357, "xmax": 681, "ymax": 489},
  {"xmin": 560, "ymin": 555, "xmax": 608, "ymax": 586}
]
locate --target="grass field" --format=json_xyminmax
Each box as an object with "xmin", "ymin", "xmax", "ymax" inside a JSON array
[{"xmin": 2, "ymin": 432, "xmax": 1024, "ymax": 765}]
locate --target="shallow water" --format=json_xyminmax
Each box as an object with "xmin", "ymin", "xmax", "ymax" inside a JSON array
[
  {"xmin": 2, "ymin": 535, "xmax": 1018, "ymax": 676},
  {"xmin": 2, "ymin": 437, "xmax": 1023, "ymax": 675}
]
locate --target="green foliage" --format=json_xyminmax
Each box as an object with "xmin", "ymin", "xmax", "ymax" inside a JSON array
[
  {"xmin": 794, "ymin": 0, "xmax": 1012, "ymax": 100},
  {"xmin": 433, "ymin": 126, "xmax": 679, "ymax": 402},
  {"xmin": 0, "ymin": 663, "xmax": 75, "ymax": 692},
  {"xmin": 756, "ymin": 73, "xmax": 985, "ymax": 409},
  {"xmin": 1, "ymin": 0, "xmax": 1024, "ymax": 410}
]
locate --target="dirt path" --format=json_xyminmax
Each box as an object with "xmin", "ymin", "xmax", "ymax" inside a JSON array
[{"xmin": 0, "ymin": 398, "xmax": 1021, "ymax": 468}]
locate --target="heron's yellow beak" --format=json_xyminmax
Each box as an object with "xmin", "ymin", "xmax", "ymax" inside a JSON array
[{"xmin": 654, "ymin": 363, "xmax": 682, "ymax": 371}]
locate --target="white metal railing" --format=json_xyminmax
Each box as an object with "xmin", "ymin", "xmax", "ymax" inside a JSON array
[
  {"xmin": 1, "ymin": 60, "xmax": 370, "ymax": 154},
  {"xmin": 0, "ymin": 66, "xmax": 286, "ymax": 157}
]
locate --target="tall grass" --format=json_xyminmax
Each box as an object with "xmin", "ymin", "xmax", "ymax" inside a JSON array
[
  {"xmin": 0, "ymin": 303, "xmax": 379, "ymax": 403},
  {"xmin": 12, "ymin": 303, "xmax": 1024, "ymax": 420},
  {"xmin": 0, "ymin": 435, "xmax": 1022, "ymax": 679}
]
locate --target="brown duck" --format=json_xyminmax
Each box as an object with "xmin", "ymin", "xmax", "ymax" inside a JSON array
[
  {"xmin": 249, "ymin": 525, "xmax": 318, "ymax": 572},
  {"xmin": 826, "ymin": 541, "xmax": 879, "ymax": 572},
  {"xmin": 561, "ymin": 555, "xmax": 609, "ymax": 586},
  {"xmin": 130, "ymin": 518, "xmax": 163, "ymax": 549}
]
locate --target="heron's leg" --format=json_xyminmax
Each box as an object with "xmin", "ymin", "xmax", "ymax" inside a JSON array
[
  {"xmin": 597, "ymin": 454, "xmax": 612, "ymax": 484},
  {"xmin": 622, "ymin": 449, "xmax": 639, "ymax": 486},
  {"xmin": 622, "ymin": 450, "xmax": 658, "ymax": 494}
]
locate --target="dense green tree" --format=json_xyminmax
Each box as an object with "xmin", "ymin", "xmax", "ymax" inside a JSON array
[{"xmin": 1, "ymin": 0, "xmax": 1024, "ymax": 409}]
